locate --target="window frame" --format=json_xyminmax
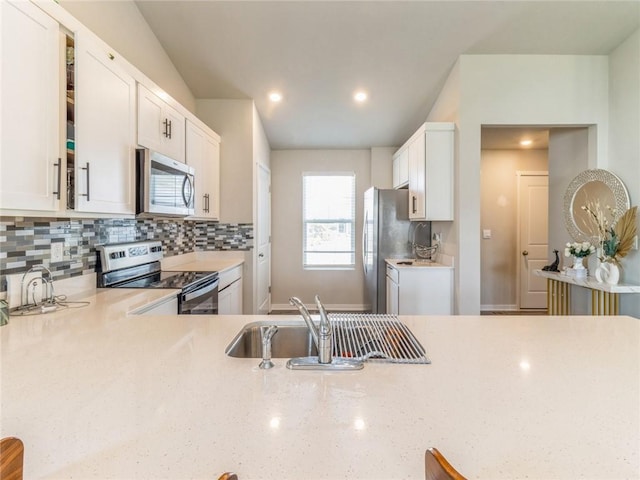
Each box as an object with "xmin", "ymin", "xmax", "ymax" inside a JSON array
[{"xmin": 302, "ymin": 172, "xmax": 356, "ymax": 270}]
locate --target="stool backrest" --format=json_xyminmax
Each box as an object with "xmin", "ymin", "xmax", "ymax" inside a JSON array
[
  {"xmin": 0, "ymin": 437, "xmax": 24, "ymax": 480},
  {"xmin": 425, "ymin": 447, "xmax": 467, "ymax": 480}
]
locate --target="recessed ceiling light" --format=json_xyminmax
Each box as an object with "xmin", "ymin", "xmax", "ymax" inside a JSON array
[
  {"xmin": 520, "ymin": 139, "xmax": 533, "ymax": 147},
  {"xmin": 354, "ymin": 91, "xmax": 367, "ymax": 102},
  {"xmin": 269, "ymin": 92, "xmax": 282, "ymax": 103}
]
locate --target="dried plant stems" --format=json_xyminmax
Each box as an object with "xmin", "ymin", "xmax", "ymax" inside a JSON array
[{"xmin": 613, "ymin": 206, "xmax": 637, "ymax": 263}]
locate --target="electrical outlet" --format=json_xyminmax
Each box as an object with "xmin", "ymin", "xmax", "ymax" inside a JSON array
[{"xmin": 51, "ymin": 242, "xmax": 64, "ymax": 263}]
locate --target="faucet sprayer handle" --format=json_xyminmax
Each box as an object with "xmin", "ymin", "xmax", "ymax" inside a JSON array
[
  {"xmin": 259, "ymin": 325, "xmax": 278, "ymax": 370},
  {"xmin": 261, "ymin": 325, "xmax": 278, "ymax": 343}
]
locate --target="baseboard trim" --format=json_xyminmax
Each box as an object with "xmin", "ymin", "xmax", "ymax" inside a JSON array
[{"xmin": 481, "ymin": 304, "xmax": 518, "ymax": 312}]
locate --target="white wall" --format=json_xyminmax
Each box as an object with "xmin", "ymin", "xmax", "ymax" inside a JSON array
[
  {"xmin": 252, "ymin": 104, "xmax": 272, "ymax": 313},
  {"xmin": 547, "ymin": 128, "xmax": 592, "ymax": 314},
  {"xmin": 426, "ymin": 62, "xmax": 461, "ymax": 307},
  {"xmin": 196, "ymin": 99, "xmax": 254, "ymax": 224},
  {"xmin": 370, "ymin": 147, "xmax": 395, "ymax": 188},
  {"xmin": 480, "ymin": 149, "xmax": 548, "ymax": 310},
  {"xmin": 252, "ymin": 105, "xmax": 271, "ymax": 170},
  {"xmin": 59, "ymin": 0, "xmax": 195, "ymax": 112},
  {"xmin": 428, "ymin": 55, "xmax": 610, "ymax": 314},
  {"xmin": 271, "ymin": 149, "xmax": 371, "ymax": 310},
  {"xmin": 196, "ymin": 100, "xmax": 270, "ymax": 314},
  {"xmin": 608, "ymin": 30, "xmax": 640, "ymax": 316}
]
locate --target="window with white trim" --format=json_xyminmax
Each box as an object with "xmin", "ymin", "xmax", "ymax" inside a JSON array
[{"xmin": 302, "ymin": 173, "xmax": 356, "ymax": 269}]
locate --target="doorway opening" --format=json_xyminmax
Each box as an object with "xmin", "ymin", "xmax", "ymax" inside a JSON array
[
  {"xmin": 480, "ymin": 126, "xmax": 549, "ymax": 313},
  {"xmin": 480, "ymin": 125, "xmax": 593, "ymax": 313}
]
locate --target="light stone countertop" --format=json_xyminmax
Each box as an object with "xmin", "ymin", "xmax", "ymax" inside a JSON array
[
  {"xmin": 1, "ymin": 289, "xmax": 638, "ymax": 479},
  {"xmin": 535, "ymin": 269, "xmax": 640, "ymax": 293},
  {"xmin": 161, "ymin": 251, "xmax": 245, "ymax": 274},
  {"xmin": 385, "ymin": 259, "xmax": 453, "ymax": 269},
  {"xmin": 386, "ymin": 253, "xmax": 454, "ymax": 270}
]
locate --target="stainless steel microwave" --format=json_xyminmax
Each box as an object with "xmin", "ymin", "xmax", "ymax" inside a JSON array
[{"xmin": 136, "ymin": 149, "xmax": 195, "ymax": 217}]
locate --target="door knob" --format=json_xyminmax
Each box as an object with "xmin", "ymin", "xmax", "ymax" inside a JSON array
[{"xmin": 522, "ymin": 250, "xmax": 529, "ymax": 256}]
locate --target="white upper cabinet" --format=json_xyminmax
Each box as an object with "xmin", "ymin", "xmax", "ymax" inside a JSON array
[
  {"xmin": 74, "ymin": 31, "xmax": 136, "ymax": 214},
  {"xmin": 185, "ymin": 119, "xmax": 220, "ymax": 220},
  {"xmin": 392, "ymin": 147, "xmax": 409, "ymax": 189},
  {"xmin": 401, "ymin": 122, "xmax": 454, "ymax": 221},
  {"xmin": 1, "ymin": 0, "xmax": 61, "ymax": 211},
  {"xmin": 408, "ymin": 130, "xmax": 426, "ymax": 219},
  {"xmin": 137, "ymin": 83, "xmax": 185, "ymax": 162}
]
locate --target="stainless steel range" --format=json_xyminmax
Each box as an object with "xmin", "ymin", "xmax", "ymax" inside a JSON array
[{"xmin": 96, "ymin": 241, "xmax": 218, "ymax": 314}]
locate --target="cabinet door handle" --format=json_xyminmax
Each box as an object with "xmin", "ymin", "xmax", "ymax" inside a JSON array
[
  {"xmin": 53, "ymin": 158, "xmax": 62, "ymax": 200},
  {"xmin": 80, "ymin": 162, "xmax": 90, "ymax": 201},
  {"xmin": 162, "ymin": 118, "xmax": 171, "ymax": 138},
  {"xmin": 412, "ymin": 195, "xmax": 417, "ymax": 214},
  {"xmin": 362, "ymin": 210, "xmax": 368, "ymax": 275},
  {"xmin": 108, "ymin": 52, "xmax": 115, "ymax": 60},
  {"xmin": 203, "ymin": 193, "xmax": 209, "ymax": 213}
]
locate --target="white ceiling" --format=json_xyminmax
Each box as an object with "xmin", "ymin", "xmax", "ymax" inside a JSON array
[
  {"xmin": 481, "ymin": 127, "xmax": 549, "ymax": 150},
  {"xmin": 134, "ymin": 1, "xmax": 639, "ymax": 150}
]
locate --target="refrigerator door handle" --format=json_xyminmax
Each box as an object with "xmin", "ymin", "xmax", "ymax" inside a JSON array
[{"xmin": 362, "ymin": 210, "xmax": 368, "ymax": 275}]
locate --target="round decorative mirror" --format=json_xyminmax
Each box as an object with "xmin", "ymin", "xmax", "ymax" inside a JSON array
[{"xmin": 564, "ymin": 169, "xmax": 630, "ymax": 242}]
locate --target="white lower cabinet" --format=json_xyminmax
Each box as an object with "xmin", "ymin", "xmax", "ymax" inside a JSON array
[
  {"xmin": 386, "ymin": 263, "xmax": 453, "ymax": 315},
  {"xmin": 386, "ymin": 266, "xmax": 399, "ymax": 315},
  {"xmin": 132, "ymin": 296, "xmax": 178, "ymax": 315},
  {"xmin": 218, "ymin": 266, "xmax": 243, "ymax": 315}
]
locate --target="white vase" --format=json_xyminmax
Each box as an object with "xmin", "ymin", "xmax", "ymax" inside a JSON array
[
  {"xmin": 595, "ymin": 262, "xmax": 620, "ymax": 285},
  {"xmin": 573, "ymin": 256, "xmax": 586, "ymax": 270}
]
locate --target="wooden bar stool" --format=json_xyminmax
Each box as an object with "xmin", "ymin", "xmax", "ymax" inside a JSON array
[
  {"xmin": 217, "ymin": 473, "xmax": 238, "ymax": 480},
  {"xmin": 425, "ymin": 447, "xmax": 467, "ymax": 480},
  {"xmin": 0, "ymin": 437, "xmax": 24, "ymax": 480}
]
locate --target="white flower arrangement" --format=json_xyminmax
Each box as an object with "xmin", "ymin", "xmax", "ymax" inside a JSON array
[
  {"xmin": 582, "ymin": 199, "xmax": 638, "ymax": 266},
  {"xmin": 564, "ymin": 241, "xmax": 595, "ymax": 258}
]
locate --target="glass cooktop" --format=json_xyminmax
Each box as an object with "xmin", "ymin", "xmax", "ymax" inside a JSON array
[{"xmin": 115, "ymin": 271, "xmax": 216, "ymax": 289}]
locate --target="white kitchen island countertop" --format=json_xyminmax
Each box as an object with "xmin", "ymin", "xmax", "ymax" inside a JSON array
[{"xmin": 1, "ymin": 290, "xmax": 638, "ymax": 479}]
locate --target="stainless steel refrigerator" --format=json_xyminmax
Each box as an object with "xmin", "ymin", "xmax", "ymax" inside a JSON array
[{"xmin": 363, "ymin": 187, "xmax": 428, "ymax": 313}]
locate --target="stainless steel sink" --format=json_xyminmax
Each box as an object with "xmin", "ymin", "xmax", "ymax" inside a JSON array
[
  {"xmin": 225, "ymin": 315, "xmax": 430, "ymax": 365},
  {"xmin": 225, "ymin": 320, "xmax": 317, "ymax": 358}
]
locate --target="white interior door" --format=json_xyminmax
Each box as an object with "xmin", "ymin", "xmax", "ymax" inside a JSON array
[
  {"xmin": 256, "ymin": 164, "xmax": 271, "ymax": 314},
  {"xmin": 518, "ymin": 172, "xmax": 549, "ymax": 309}
]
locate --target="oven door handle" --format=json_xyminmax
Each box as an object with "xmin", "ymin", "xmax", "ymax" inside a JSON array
[
  {"xmin": 182, "ymin": 279, "xmax": 218, "ymax": 302},
  {"xmin": 182, "ymin": 174, "xmax": 194, "ymax": 208}
]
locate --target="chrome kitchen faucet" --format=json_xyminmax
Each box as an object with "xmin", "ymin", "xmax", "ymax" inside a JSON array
[{"xmin": 289, "ymin": 295, "xmax": 332, "ymax": 364}]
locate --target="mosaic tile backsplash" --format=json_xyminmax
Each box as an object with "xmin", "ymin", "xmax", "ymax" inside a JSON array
[{"xmin": 0, "ymin": 217, "xmax": 253, "ymax": 292}]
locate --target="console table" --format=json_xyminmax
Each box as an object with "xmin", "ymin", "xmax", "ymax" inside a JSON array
[{"xmin": 534, "ymin": 270, "xmax": 640, "ymax": 315}]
